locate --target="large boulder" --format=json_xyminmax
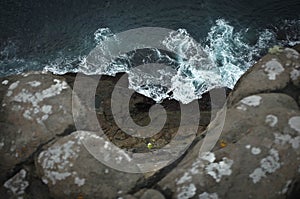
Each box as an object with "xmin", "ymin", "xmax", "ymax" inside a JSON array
[
  {"xmin": 0, "ymin": 72, "xmax": 80, "ymax": 183},
  {"xmin": 35, "ymin": 131, "xmax": 142, "ymax": 198},
  {"xmin": 228, "ymin": 47, "xmax": 300, "ymax": 106},
  {"xmin": 156, "ymin": 47, "xmax": 300, "ymax": 198}
]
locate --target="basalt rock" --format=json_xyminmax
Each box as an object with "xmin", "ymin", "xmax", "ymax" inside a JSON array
[
  {"xmin": 1, "ymin": 46, "xmax": 299, "ymax": 198},
  {"xmin": 0, "ymin": 72, "xmax": 82, "ymax": 184},
  {"xmin": 155, "ymin": 47, "xmax": 300, "ymax": 198}
]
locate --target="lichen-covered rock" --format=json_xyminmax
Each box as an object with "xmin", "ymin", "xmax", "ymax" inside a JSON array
[
  {"xmin": 228, "ymin": 47, "xmax": 300, "ymax": 106},
  {"xmin": 156, "ymin": 47, "xmax": 300, "ymax": 198},
  {"xmin": 35, "ymin": 131, "xmax": 142, "ymax": 198},
  {"xmin": 0, "ymin": 72, "xmax": 79, "ymax": 183},
  {"xmin": 1, "ymin": 169, "xmax": 29, "ymax": 199},
  {"xmin": 157, "ymin": 107, "xmax": 300, "ymax": 198},
  {"xmin": 1, "ymin": 46, "xmax": 299, "ymax": 198}
]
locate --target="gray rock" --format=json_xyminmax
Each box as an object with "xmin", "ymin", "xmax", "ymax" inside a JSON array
[
  {"xmin": 136, "ymin": 189, "xmax": 165, "ymax": 199},
  {"xmin": 156, "ymin": 47, "xmax": 300, "ymax": 198},
  {"xmin": 0, "ymin": 72, "xmax": 80, "ymax": 183},
  {"xmin": 35, "ymin": 131, "xmax": 142, "ymax": 198},
  {"xmin": 1, "ymin": 46, "xmax": 299, "ymax": 198},
  {"xmin": 228, "ymin": 47, "xmax": 300, "ymax": 106}
]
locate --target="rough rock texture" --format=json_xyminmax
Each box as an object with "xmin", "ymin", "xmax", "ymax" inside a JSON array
[
  {"xmin": 1, "ymin": 46, "xmax": 300, "ymax": 199},
  {"xmin": 67, "ymin": 72, "xmax": 210, "ymax": 152},
  {"xmin": 0, "ymin": 71, "xmax": 208, "ymax": 199},
  {"xmin": 135, "ymin": 188, "xmax": 166, "ymax": 199},
  {"xmin": 35, "ymin": 131, "xmax": 142, "ymax": 199},
  {"xmin": 0, "ymin": 72, "xmax": 80, "ymax": 184},
  {"xmin": 228, "ymin": 47, "xmax": 300, "ymax": 106},
  {"xmin": 156, "ymin": 47, "xmax": 300, "ymax": 198}
]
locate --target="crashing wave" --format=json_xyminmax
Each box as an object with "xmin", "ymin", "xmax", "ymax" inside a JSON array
[
  {"xmin": 79, "ymin": 19, "xmax": 279, "ymax": 103},
  {"xmin": 1, "ymin": 19, "xmax": 299, "ymax": 104}
]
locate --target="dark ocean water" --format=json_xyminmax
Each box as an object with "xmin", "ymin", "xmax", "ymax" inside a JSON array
[{"xmin": 1, "ymin": 0, "xmax": 300, "ymax": 102}]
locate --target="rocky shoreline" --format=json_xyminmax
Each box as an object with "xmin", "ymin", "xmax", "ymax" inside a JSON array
[{"xmin": 0, "ymin": 45, "xmax": 299, "ymax": 198}]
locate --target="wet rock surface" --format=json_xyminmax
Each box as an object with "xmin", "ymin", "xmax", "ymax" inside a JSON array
[{"xmin": 0, "ymin": 46, "xmax": 299, "ymax": 198}]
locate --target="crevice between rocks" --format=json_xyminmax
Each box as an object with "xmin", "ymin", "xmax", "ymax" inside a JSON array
[
  {"xmin": 287, "ymin": 178, "xmax": 300, "ymax": 199},
  {"xmin": 56, "ymin": 124, "xmax": 76, "ymax": 137},
  {"xmin": 274, "ymin": 83, "xmax": 300, "ymax": 108},
  {"xmin": 229, "ymin": 82, "xmax": 300, "ymax": 109},
  {"xmin": 5, "ymin": 137, "xmax": 56, "ymax": 183},
  {"xmin": 4, "ymin": 123, "xmax": 76, "ymax": 184},
  {"xmin": 127, "ymin": 133, "xmax": 206, "ymax": 196},
  {"xmin": 2, "ymin": 125, "xmax": 82, "ymax": 199}
]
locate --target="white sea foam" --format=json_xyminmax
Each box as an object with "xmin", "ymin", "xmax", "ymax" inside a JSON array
[
  {"xmin": 2, "ymin": 19, "xmax": 300, "ymax": 104},
  {"xmin": 73, "ymin": 20, "xmax": 279, "ymax": 104}
]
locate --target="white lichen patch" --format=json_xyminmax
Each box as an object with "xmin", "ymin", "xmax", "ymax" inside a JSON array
[
  {"xmin": 249, "ymin": 168, "xmax": 265, "ymax": 184},
  {"xmin": 201, "ymin": 152, "xmax": 216, "ymax": 163},
  {"xmin": 205, "ymin": 158, "xmax": 233, "ymax": 183},
  {"xmin": 261, "ymin": 149, "xmax": 280, "ymax": 173},
  {"xmin": 288, "ymin": 116, "xmax": 300, "ymax": 133},
  {"xmin": 8, "ymin": 80, "xmax": 20, "ymax": 90},
  {"xmin": 177, "ymin": 172, "xmax": 192, "ymax": 185},
  {"xmin": 2, "ymin": 80, "xmax": 9, "ymax": 85},
  {"xmin": 177, "ymin": 183, "xmax": 196, "ymax": 199},
  {"xmin": 262, "ymin": 59, "xmax": 284, "ymax": 80},
  {"xmin": 284, "ymin": 48, "xmax": 299, "ymax": 59},
  {"xmin": 177, "ymin": 152, "xmax": 233, "ymax": 184},
  {"xmin": 4, "ymin": 169, "xmax": 29, "ymax": 198},
  {"xmin": 249, "ymin": 149, "xmax": 281, "ymax": 183},
  {"xmin": 176, "ymin": 155, "xmax": 203, "ymax": 185},
  {"xmin": 11, "ymin": 104, "xmax": 22, "ymax": 111},
  {"xmin": 265, "ymin": 114, "xmax": 278, "ymax": 127},
  {"xmin": 38, "ymin": 137, "xmax": 83, "ymax": 185},
  {"xmin": 41, "ymin": 105, "xmax": 52, "ymax": 114},
  {"xmin": 26, "ymin": 81, "xmax": 41, "ymax": 87},
  {"xmin": 251, "ymin": 147, "xmax": 261, "ymax": 155},
  {"xmin": 290, "ymin": 69, "xmax": 300, "ymax": 81},
  {"xmin": 176, "ymin": 152, "xmax": 214, "ymax": 186},
  {"xmin": 201, "ymin": 152, "xmax": 233, "ymax": 183},
  {"xmin": 240, "ymin": 95, "xmax": 262, "ymax": 107},
  {"xmin": 9, "ymin": 79, "xmax": 67, "ymax": 123},
  {"xmin": 289, "ymin": 136, "xmax": 300, "ymax": 149},
  {"xmin": 12, "ymin": 79, "xmax": 68, "ymax": 106},
  {"xmin": 245, "ymin": 144, "xmax": 251, "ymax": 149},
  {"xmin": 236, "ymin": 104, "xmax": 247, "ymax": 111},
  {"xmin": 274, "ymin": 133, "xmax": 291, "ymax": 145},
  {"xmin": 7, "ymin": 80, "xmax": 20, "ymax": 97},
  {"xmin": 74, "ymin": 176, "xmax": 85, "ymax": 187},
  {"xmin": 22, "ymin": 109, "xmax": 32, "ymax": 120},
  {"xmin": 199, "ymin": 192, "xmax": 219, "ymax": 199}
]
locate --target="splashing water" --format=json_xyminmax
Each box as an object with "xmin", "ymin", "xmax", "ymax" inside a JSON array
[
  {"xmin": 78, "ymin": 19, "xmax": 278, "ymax": 103},
  {"xmin": 1, "ymin": 19, "xmax": 299, "ymax": 104}
]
